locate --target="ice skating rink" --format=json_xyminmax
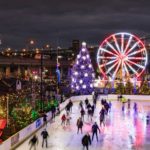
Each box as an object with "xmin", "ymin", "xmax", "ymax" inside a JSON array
[{"xmin": 16, "ymin": 98, "xmax": 150, "ymax": 150}]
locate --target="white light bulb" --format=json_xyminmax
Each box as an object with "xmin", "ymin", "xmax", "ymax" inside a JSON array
[
  {"xmin": 82, "ymin": 42, "xmax": 86, "ymax": 47},
  {"xmin": 90, "ymin": 84, "xmax": 93, "ymax": 88},
  {"xmin": 92, "ymin": 73, "xmax": 95, "ymax": 78},
  {"xmin": 76, "ymin": 86, "xmax": 79, "ymax": 90},
  {"xmin": 89, "ymin": 64, "xmax": 92, "ymax": 68},
  {"xmin": 86, "ymin": 54, "xmax": 89, "ymax": 58},
  {"xmin": 81, "ymin": 65, "xmax": 85, "ymax": 69},
  {"xmin": 82, "ymin": 85, "xmax": 86, "ymax": 89},
  {"xmin": 77, "ymin": 54, "xmax": 81, "ymax": 59},
  {"xmin": 74, "ymin": 72, "xmax": 78, "ymax": 76},
  {"xmin": 79, "ymin": 80, "xmax": 83, "ymax": 84},
  {"xmin": 82, "ymin": 56, "xmax": 86, "ymax": 60},
  {"xmin": 84, "ymin": 73, "xmax": 88, "ymax": 77},
  {"xmin": 82, "ymin": 48, "xmax": 86, "ymax": 52}
]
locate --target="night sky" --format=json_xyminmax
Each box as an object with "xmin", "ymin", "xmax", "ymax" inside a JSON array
[{"xmin": 0, "ymin": 0, "xmax": 150, "ymax": 49}]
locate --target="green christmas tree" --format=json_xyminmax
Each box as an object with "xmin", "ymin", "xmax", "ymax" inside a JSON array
[
  {"xmin": 116, "ymin": 81, "xmax": 125, "ymax": 94},
  {"xmin": 125, "ymin": 80, "xmax": 133, "ymax": 94},
  {"xmin": 140, "ymin": 81, "xmax": 150, "ymax": 94}
]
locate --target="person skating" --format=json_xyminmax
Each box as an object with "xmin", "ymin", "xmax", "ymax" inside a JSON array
[
  {"xmin": 87, "ymin": 107, "xmax": 93, "ymax": 121},
  {"xmin": 100, "ymin": 107, "xmax": 105, "ymax": 127},
  {"xmin": 77, "ymin": 117, "xmax": 83, "ymax": 134},
  {"xmin": 91, "ymin": 104, "xmax": 95, "ymax": 117},
  {"xmin": 68, "ymin": 99, "xmax": 73, "ymax": 112},
  {"xmin": 79, "ymin": 100, "xmax": 83, "ymax": 109},
  {"xmin": 65, "ymin": 103, "xmax": 71, "ymax": 114},
  {"xmin": 92, "ymin": 122, "xmax": 100, "ymax": 141},
  {"xmin": 66, "ymin": 112, "xmax": 71, "ymax": 125},
  {"xmin": 133, "ymin": 102, "xmax": 138, "ymax": 113},
  {"xmin": 82, "ymin": 132, "xmax": 91, "ymax": 150},
  {"xmin": 29, "ymin": 134, "xmax": 39, "ymax": 150},
  {"xmin": 127, "ymin": 99, "xmax": 131, "ymax": 110},
  {"xmin": 80, "ymin": 107, "xmax": 85, "ymax": 121},
  {"xmin": 61, "ymin": 114, "xmax": 66, "ymax": 126},
  {"xmin": 43, "ymin": 112, "xmax": 47, "ymax": 126},
  {"xmin": 108, "ymin": 100, "xmax": 112, "ymax": 112},
  {"xmin": 85, "ymin": 98, "xmax": 89, "ymax": 108},
  {"xmin": 104, "ymin": 101, "xmax": 110, "ymax": 115},
  {"xmin": 41, "ymin": 129, "xmax": 49, "ymax": 148},
  {"xmin": 51, "ymin": 105, "xmax": 56, "ymax": 121}
]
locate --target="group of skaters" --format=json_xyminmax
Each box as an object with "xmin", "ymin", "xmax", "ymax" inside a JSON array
[
  {"xmin": 29, "ymin": 128, "xmax": 49, "ymax": 150},
  {"xmin": 80, "ymin": 98, "xmax": 111, "ymax": 150},
  {"xmin": 118, "ymin": 95, "xmax": 138, "ymax": 113},
  {"xmin": 60, "ymin": 96, "xmax": 111, "ymax": 150},
  {"xmin": 61, "ymin": 99, "xmax": 73, "ymax": 126}
]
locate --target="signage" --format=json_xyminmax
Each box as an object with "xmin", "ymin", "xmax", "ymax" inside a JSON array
[{"xmin": 36, "ymin": 119, "xmax": 41, "ymax": 128}]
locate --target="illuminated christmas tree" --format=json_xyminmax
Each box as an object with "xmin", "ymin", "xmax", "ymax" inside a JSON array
[{"xmin": 71, "ymin": 42, "xmax": 95, "ymax": 95}]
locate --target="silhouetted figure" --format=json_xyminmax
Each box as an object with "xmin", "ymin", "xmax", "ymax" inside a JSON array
[
  {"xmin": 29, "ymin": 134, "xmax": 38, "ymax": 150},
  {"xmin": 92, "ymin": 122, "xmax": 100, "ymax": 141},
  {"xmin": 61, "ymin": 114, "xmax": 66, "ymax": 126},
  {"xmin": 41, "ymin": 129, "xmax": 49, "ymax": 148},
  {"xmin": 127, "ymin": 99, "xmax": 131, "ymax": 110},
  {"xmin": 82, "ymin": 133, "xmax": 91, "ymax": 150},
  {"xmin": 77, "ymin": 117, "xmax": 83, "ymax": 134},
  {"xmin": 80, "ymin": 107, "xmax": 85, "ymax": 121},
  {"xmin": 100, "ymin": 107, "xmax": 105, "ymax": 127},
  {"xmin": 133, "ymin": 102, "xmax": 138, "ymax": 113},
  {"xmin": 43, "ymin": 113, "xmax": 47, "ymax": 126}
]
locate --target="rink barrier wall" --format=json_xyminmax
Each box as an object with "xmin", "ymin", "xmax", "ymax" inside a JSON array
[
  {"xmin": 99, "ymin": 94, "xmax": 150, "ymax": 101},
  {"xmin": 0, "ymin": 96, "xmax": 73, "ymax": 150}
]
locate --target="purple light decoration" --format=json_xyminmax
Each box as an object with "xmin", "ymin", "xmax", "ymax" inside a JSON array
[{"xmin": 71, "ymin": 42, "xmax": 95, "ymax": 95}]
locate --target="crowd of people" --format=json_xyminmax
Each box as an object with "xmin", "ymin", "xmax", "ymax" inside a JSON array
[
  {"xmin": 58, "ymin": 92, "xmax": 112, "ymax": 150},
  {"xmin": 28, "ymin": 92, "xmax": 141, "ymax": 150}
]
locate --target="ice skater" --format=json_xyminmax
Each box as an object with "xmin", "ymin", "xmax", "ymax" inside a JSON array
[
  {"xmin": 92, "ymin": 122, "xmax": 100, "ymax": 141},
  {"xmin": 29, "ymin": 134, "xmax": 38, "ymax": 150},
  {"xmin": 100, "ymin": 107, "xmax": 105, "ymax": 127},
  {"xmin": 82, "ymin": 132, "xmax": 91, "ymax": 150},
  {"xmin": 77, "ymin": 117, "xmax": 83, "ymax": 134},
  {"xmin": 80, "ymin": 107, "xmax": 85, "ymax": 121},
  {"xmin": 61, "ymin": 114, "xmax": 66, "ymax": 126},
  {"xmin": 41, "ymin": 129, "xmax": 49, "ymax": 148}
]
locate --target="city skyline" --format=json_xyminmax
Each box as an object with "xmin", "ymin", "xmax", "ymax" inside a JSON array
[{"xmin": 0, "ymin": 0, "xmax": 150, "ymax": 48}]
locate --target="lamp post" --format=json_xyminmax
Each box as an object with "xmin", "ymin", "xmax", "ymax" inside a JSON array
[
  {"xmin": 6, "ymin": 95, "xmax": 9, "ymax": 127},
  {"xmin": 40, "ymin": 50, "xmax": 43, "ymax": 112}
]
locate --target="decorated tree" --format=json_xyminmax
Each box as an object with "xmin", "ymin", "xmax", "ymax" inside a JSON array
[
  {"xmin": 116, "ymin": 81, "xmax": 125, "ymax": 94},
  {"xmin": 140, "ymin": 80, "xmax": 150, "ymax": 94},
  {"xmin": 125, "ymin": 80, "xmax": 133, "ymax": 94},
  {"xmin": 71, "ymin": 42, "xmax": 95, "ymax": 95}
]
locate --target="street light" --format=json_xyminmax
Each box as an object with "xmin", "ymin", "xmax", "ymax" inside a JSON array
[{"xmin": 40, "ymin": 49, "xmax": 43, "ymax": 112}]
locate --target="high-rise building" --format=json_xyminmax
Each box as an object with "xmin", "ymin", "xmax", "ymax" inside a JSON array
[{"xmin": 72, "ymin": 40, "xmax": 80, "ymax": 55}]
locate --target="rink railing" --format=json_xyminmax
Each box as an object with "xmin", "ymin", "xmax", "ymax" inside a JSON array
[
  {"xmin": 99, "ymin": 94, "xmax": 150, "ymax": 101},
  {"xmin": 0, "ymin": 95, "xmax": 92, "ymax": 150}
]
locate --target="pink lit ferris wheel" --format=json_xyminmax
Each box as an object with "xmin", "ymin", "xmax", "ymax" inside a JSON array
[{"xmin": 97, "ymin": 32, "xmax": 148, "ymax": 79}]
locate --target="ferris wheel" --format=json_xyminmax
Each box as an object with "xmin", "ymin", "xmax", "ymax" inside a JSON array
[{"xmin": 97, "ymin": 32, "xmax": 148, "ymax": 79}]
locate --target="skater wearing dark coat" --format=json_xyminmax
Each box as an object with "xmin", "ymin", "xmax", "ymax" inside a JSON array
[
  {"xmin": 100, "ymin": 107, "xmax": 105, "ymax": 126},
  {"xmin": 92, "ymin": 122, "xmax": 100, "ymax": 141},
  {"xmin": 43, "ymin": 113, "xmax": 47, "ymax": 126},
  {"xmin": 80, "ymin": 108, "xmax": 85, "ymax": 121},
  {"xmin": 82, "ymin": 133, "xmax": 91, "ymax": 150},
  {"xmin": 77, "ymin": 117, "xmax": 83, "ymax": 133},
  {"xmin": 41, "ymin": 129, "xmax": 49, "ymax": 148},
  {"xmin": 29, "ymin": 134, "xmax": 39, "ymax": 150}
]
